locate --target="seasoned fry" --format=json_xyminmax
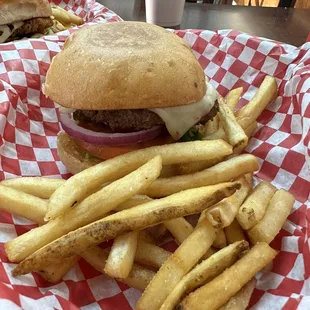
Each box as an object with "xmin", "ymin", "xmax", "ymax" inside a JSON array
[
  {"xmin": 81, "ymin": 246, "xmax": 155, "ymax": 291},
  {"xmin": 136, "ymin": 218, "xmax": 216, "ymax": 310},
  {"xmin": 0, "ymin": 185, "xmax": 47, "ymax": 224},
  {"xmin": 135, "ymin": 240, "xmax": 171, "ymax": 269},
  {"xmin": 226, "ymin": 87, "xmax": 243, "ymax": 112},
  {"xmin": 218, "ymin": 97, "xmax": 248, "ymax": 151},
  {"xmin": 12, "ymin": 182, "xmax": 240, "ymax": 276},
  {"xmin": 236, "ymin": 76, "xmax": 277, "ymax": 129},
  {"xmin": 180, "ymin": 242, "xmax": 277, "ymax": 310},
  {"xmin": 247, "ymin": 189, "xmax": 295, "ymax": 244},
  {"xmin": 200, "ymin": 176, "xmax": 251, "ymax": 228},
  {"xmin": 104, "ymin": 231, "xmax": 139, "ymax": 279},
  {"xmin": 115, "ymin": 195, "xmax": 153, "ymax": 211},
  {"xmin": 225, "ymin": 220, "xmax": 246, "ymax": 244},
  {"xmin": 160, "ymin": 241, "xmax": 249, "ymax": 310},
  {"xmin": 212, "ymin": 228, "xmax": 227, "ymax": 249},
  {"xmin": 164, "ymin": 217, "xmax": 194, "ymax": 244},
  {"xmin": 219, "ymin": 278, "xmax": 257, "ymax": 310},
  {"xmin": 38, "ymin": 255, "xmax": 79, "ymax": 283},
  {"xmin": 143, "ymin": 154, "xmax": 258, "ymax": 198},
  {"xmin": 237, "ymin": 181, "xmax": 277, "ymax": 230},
  {"xmin": 1, "ymin": 177, "xmax": 65, "ymax": 199},
  {"xmin": 161, "ymin": 156, "xmax": 225, "ymax": 177},
  {"xmin": 47, "ymin": 139, "xmax": 232, "ymax": 220},
  {"xmin": 6, "ymin": 156, "xmax": 162, "ymax": 263},
  {"xmin": 244, "ymin": 121, "xmax": 258, "ymax": 139}
]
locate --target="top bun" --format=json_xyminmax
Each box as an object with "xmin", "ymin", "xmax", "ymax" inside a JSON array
[
  {"xmin": 44, "ymin": 21, "xmax": 206, "ymax": 110},
  {"xmin": 0, "ymin": 0, "xmax": 52, "ymax": 25}
]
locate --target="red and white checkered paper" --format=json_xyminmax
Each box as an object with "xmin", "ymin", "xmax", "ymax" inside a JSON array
[{"xmin": 0, "ymin": 0, "xmax": 309, "ymax": 309}]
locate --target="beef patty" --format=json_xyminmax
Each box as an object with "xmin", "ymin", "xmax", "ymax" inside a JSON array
[
  {"xmin": 8, "ymin": 17, "xmax": 53, "ymax": 41},
  {"xmin": 73, "ymin": 100, "xmax": 219, "ymax": 133}
]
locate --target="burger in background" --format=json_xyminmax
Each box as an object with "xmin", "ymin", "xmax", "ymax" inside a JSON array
[
  {"xmin": 0, "ymin": 0, "xmax": 84, "ymax": 43},
  {"xmin": 43, "ymin": 21, "xmax": 219, "ymax": 174}
]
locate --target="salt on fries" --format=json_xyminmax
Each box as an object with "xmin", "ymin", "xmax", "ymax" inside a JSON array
[{"xmin": 2, "ymin": 75, "xmax": 295, "ymax": 310}]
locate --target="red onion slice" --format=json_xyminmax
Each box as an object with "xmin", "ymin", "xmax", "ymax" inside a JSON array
[{"xmin": 59, "ymin": 113, "xmax": 165, "ymax": 146}]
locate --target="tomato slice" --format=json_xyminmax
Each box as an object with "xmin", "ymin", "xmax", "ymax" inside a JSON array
[{"xmin": 74, "ymin": 135, "xmax": 174, "ymax": 160}]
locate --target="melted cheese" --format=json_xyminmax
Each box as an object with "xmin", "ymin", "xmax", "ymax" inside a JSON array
[
  {"xmin": 150, "ymin": 81, "xmax": 218, "ymax": 140},
  {"xmin": 0, "ymin": 21, "xmax": 24, "ymax": 43}
]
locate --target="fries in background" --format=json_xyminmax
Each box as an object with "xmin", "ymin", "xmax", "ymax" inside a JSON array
[
  {"xmin": 143, "ymin": 154, "xmax": 258, "ymax": 197},
  {"xmin": 200, "ymin": 176, "xmax": 251, "ymax": 228},
  {"xmin": 236, "ymin": 76, "xmax": 277, "ymax": 129},
  {"xmin": 218, "ymin": 97, "xmax": 248, "ymax": 152},
  {"xmin": 104, "ymin": 231, "xmax": 139, "ymax": 279},
  {"xmin": 160, "ymin": 241, "xmax": 249, "ymax": 310},
  {"xmin": 136, "ymin": 218, "xmax": 216, "ymax": 310},
  {"xmin": 212, "ymin": 228, "xmax": 227, "ymax": 249},
  {"xmin": 226, "ymin": 87, "xmax": 243, "ymax": 112},
  {"xmin": 225, "ymin": 219, "xmax": 246, "ymax": 244},
  {"xmin": 135, "ymin": 240, "xmax": 171, "ymax": 269},
  {"xmin": 6, "ymin": 156, "xmax": 162, "ymax": 263},
  {"xmin": 180, "ymin": 242, "xmax": 277, "ymax": 310},
  {"xmin": 204, "ymin": 120, "xmax": 228, "ymax": 142},
  {"xmin": 237, "ymin": 181, "xmax": 277, "ymax": 230},
  {"xmin": 0, "ymin": 185, "xmax": 47, "ymax": 224},
  {"xmin": 81, "ymin": 246, "xmax": 155, "ymax": 291},
  {"xmin": 248, "ymin": 189, "xmax": 295, "ymax": 244},
  {"xmin": 164, "ymin": 217, "xmax": 194, "ymax": 244}
]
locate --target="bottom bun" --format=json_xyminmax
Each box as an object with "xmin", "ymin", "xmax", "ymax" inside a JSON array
[{"xmin": 57, "ymin": 132, "xmax": 101, "ymax": 174}]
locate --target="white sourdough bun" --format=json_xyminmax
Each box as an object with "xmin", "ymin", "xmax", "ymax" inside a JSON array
[
  {"xmin": 44, "ymin": 21, "xmax": 206, "ymax": 110},
  {"xmin": 0, "ymin": 0, "xmax": 52, "ymax": 25}
]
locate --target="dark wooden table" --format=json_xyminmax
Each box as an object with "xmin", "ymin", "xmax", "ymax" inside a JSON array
[{"xmin": 98, "ymin": 0, "xmax": 310, "ymax": 46}]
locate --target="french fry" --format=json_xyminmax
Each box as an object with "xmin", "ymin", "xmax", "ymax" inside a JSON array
[
  {"xmin": 204, "ymin": 115, "xmax": 219, "ymax": 136},
  {"xmin": 6, "ymin": 156, "xmax": 162, "ymax": 263},
  {"xmin": 218, "ymin": 97, "xmax": 248, "ymax": 151},
  {"xmin": 247, "ymin": 189, "xmax": 295, "ymax": 244},
  {"xmin": 200, "ymin": 176, "xmax": 251, "ymax": 228},
  {"xmin": 135, "ymin": 240, "xmax": 171, "ymax": 269},
  {"xmin": 180, "ymin": 242, "xmax": 277, "ymax": 310},
  {"xmin": 147, "ymin": 224, "xmax": 167, "ymax": 241},
  {"xmin": 12, "ymin": 182, "xmax": 240, "ymax": 276},
  {"xmin": 226, "ymin": 87, "xmax": 243, "ymax": 112},
  {"xmin": 51, "ymin": 7, "xmax": 71, "ymax": 25},
  {"xmin": 48, "ymin": 139, "xmax": 233, "ymax": 220},
  {"xmin": 204, "ymin": 121, "xmax": 228, "ymax": 142},
  {"xmin": 160, "ymin": 241, "xmax": 249, "ymax": 310},
  {"xmin": 81, "ymin": 246, "xmax": 155, "ymax": 291},
  {"xmin": 236, "ymin": 76, "xmax": 277, "ymax": 129},
  {"xmin": 244, "ymin": 173, "xmax": 253, "ymax": 186},
  {"xmin": 0, "ymin": 185, "xmax": 47, "ymax": 224},
  {"xmin": 237, "ymin": 181, "xmax": 277, "ymax": 230},
  {"xmin": 143, "ymin": 154, "xmax": 258, "ymax": 198},
  {"xmin": 139, "ymin": 230, "xmax": 156, "ymax": 244},
  {"xmin": 136, "ymin": 218, "xmax": 216, "ymax": 310},
  {"xmin": 38, "ymin": 255, "xmax": 79, "ymax": 283},
  {"xmin": 1, "ymin": 177, "xmax": 65, "ymax": 199},
  {"xmin": 225, "ymin": 220, "xmax": 246, "ymax": 244},
  {"xmin": 104, "ymin": 231, "xmax": 139, "ymax": 279},
  {"xmin": 244, "ymin": 121, "xmax": 258, "ymax": 139},
  {"xmin": 161, "ymin": 156, "xmax": 225, "ymax": 177},
  {"xmin": 218, "ymin": 278, "xmax": 257, "ymax": 310},
  {"xmin": 164, "ymin": 217, "xmax": 194, "ymax": 244},
  {"xmin": 202, "ymin": 247, "xmax": 218, "ymax": 260},
  {"xmin": 115, "ymin": 195, "xmax": 153, "ymax": 211},
  {"xmin": 212, "ymin": 228, "xmax": 227, "ymax": 249}
]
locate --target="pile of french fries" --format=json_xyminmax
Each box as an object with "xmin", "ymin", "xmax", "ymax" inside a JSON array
[
  {"xmin": 0, "ymin": 75, "xmax": 296, "ymax": 310},
  {"xmin": 49, "ymin": 5, "xmax": 84, "ymax": 34}
]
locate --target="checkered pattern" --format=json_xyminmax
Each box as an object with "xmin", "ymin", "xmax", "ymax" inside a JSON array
[{"xmin": 0, "ymin": 1, "xmax": 309, "ymax": 309}]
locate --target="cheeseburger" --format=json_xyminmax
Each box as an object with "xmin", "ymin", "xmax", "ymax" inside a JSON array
[
  {"xmin": 43, "ymin": 22, "xmax": 219, "ymax": 173},
  {"xmin": 0, "ymin": 0, "xmax": 53, "ymax": 43}
]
